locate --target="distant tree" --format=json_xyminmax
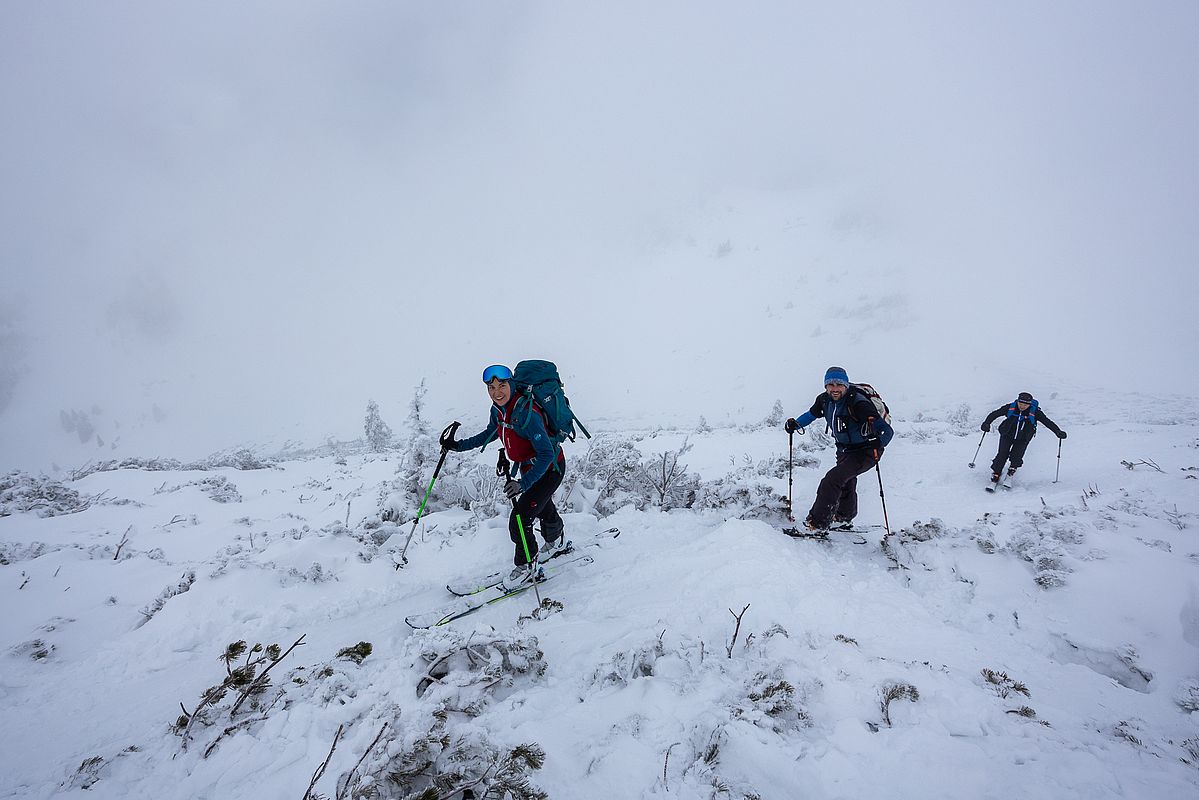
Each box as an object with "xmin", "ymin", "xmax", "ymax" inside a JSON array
[
  {"xmin": 363, "ymin": 400, "xmax": 392, "ymax": 452},
  {"xmin": 399, "ymin": 380, "xmax": 437, "ymax": 497},
  {"xmin": 763, "ymin": 400, "xmax": 785, "ymax": 428}
]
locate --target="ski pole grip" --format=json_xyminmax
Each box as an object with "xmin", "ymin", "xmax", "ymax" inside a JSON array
[{"xmin": 439, "ymin": 421, "xmax": 461, "ymax": 451}]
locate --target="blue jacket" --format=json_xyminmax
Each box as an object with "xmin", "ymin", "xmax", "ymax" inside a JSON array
[
  {"xmin": 794, "ymin": 389, "xmax": 894, "ymax": 451},
  {"xmin": 454, "ymin": 399, "xmax": 560, "ymax": 490}
]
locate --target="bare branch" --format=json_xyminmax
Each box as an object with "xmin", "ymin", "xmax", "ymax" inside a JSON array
[
  {"xmin": 113, "ymin": 526, "xmax": 132, "ymax": 561},
  {"xmin": 303, "ymin": 723, "xmax": 343, "ymax": 800},
  {"xmin": 663, "ymin": 741, "xmax": 682, "ymax": 789},
  {"xmin": 335, "ymin": 722, "xmax": 389, "ymax": 800},
  {"xmin": 725, "ymin": 604, "xmax": 751, "ymax": 658}
]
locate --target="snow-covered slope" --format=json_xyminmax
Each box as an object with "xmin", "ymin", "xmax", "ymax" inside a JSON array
[{"xmin": 2, "ymin": 396, "xmax": 1198, "ymax": 799}]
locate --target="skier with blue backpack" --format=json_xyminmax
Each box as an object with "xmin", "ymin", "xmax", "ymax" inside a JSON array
[
  {"xmin": 784, "ymin": 366, "xmax": 895, "ymax": 533},
  {"xmin": 440, "ymin": 361, "xmax": 587, "ymax": 591},
  {"xmin": 980, "ymin": 391, "xmax": 1066, "ymax": 486}
]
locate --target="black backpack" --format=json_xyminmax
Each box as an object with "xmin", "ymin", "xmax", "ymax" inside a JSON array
[{"xmin": 846, "ymin": 383, "xmax": 891, "ymax": 425}]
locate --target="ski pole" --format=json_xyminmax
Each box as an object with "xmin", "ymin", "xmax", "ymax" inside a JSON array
[
  {"xmin": 873, "ymin": 449, "xmax": 892, "ymax": 538},
  {"xmin": 787, "ymin": 430, "xmax": 795, "ymax": 521},
  {"xmin": 1053, "ymin": 437, "xmax": 1062, "ymax": 483},
  {"xmin": 968, "ymin": 431, "xmax": 986, "ymax": 469},
  {"xmin": 395, "ymin": 421, "xmax": 459, "ymax": 569},
  {"xmin": 515, "ymin": 513, "xmax": 542, "ymax": 605}
]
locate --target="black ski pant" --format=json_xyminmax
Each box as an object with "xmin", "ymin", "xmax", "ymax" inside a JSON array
[
  {"xmin": 807, "ymin": 447, "xmax": 881, "ymax": 527},
  {"xmin": 508, "ymin": 466, "xmax": 565, "ymax": 566},
  {"xmin": 990, "ymin": 433, "xmax": 1033, "ymax": 475}
]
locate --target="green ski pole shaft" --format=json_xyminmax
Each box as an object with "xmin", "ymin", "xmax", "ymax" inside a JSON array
[
  {"xmin": 396, "ymin": 422, "xmax": 459, "ymax": 569},
  {"xmin": 516, "ymin": 512, "xmax": 542, "ymax": 605}
]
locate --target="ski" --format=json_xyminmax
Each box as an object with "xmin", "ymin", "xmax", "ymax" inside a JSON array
[
  {"xmin": 446, "ymin": 527, "xmax": 619, "ymax": 597},
  {"xmin": 780, "ymin": 527, "xmax": 869, "ymax": 545},
  {"xmin": 405, "ymin": 554, "xmax": 594, "ymax": 629}
]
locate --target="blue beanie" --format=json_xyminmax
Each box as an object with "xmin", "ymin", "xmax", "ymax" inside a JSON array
[{"xmin": 824, "ymin": 366, "xmax": 849, "ymax": 386}]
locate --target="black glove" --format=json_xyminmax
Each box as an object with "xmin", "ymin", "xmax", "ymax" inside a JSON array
[
  {"xmin": 503, "ymin": 479, "xmax": 522, "ymax": 499},
  {"xmin": 980, "ymin": 423, "xmax": 990, "ymax": 432},
  {"xmin": 1057, "ymin": 430, "xmax": 1067, "ymax": 439},
  {"xmin": 784, "ymin": 418, "xmax": 799, "ymax": 434},
  {"xmin": 439, "ymin": 425, "xmax": 458, "ymax": 451}
]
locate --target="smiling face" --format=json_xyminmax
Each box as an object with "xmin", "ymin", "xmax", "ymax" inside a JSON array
[
  {"xmin": 1017, "ymin": 399, "xmax": 1031, "ymax": 412},
  {"xmin": 487, "ymin": 378, "xmax": 512, "ymax": 407},
  {"xmin": 825, "ymin": 382, "xmax": 847, "ymax": 401}
]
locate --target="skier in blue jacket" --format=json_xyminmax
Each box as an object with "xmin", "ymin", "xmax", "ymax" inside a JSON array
[{"xmin": 785, "ymin": 366, "xmax": 894, "ymax": 532}]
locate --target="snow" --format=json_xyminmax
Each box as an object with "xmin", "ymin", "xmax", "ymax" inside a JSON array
[{"xmin": 3, "ymin": 398, "xmax": 1198, "ymax": 799}]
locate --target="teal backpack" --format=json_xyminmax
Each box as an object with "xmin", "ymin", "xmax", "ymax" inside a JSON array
[{"xmin": 511, "ymin": 360, "xmax": 590, "ymax": 447}]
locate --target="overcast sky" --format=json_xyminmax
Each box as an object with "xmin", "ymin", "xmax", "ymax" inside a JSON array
[{"xmin": 2, "ymin": 1, "xmax": 1197, "ymax": 468}]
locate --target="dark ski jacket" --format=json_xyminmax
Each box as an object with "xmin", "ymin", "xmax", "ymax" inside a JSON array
[
  {"xmin": 453, "ymin": 395, "xmax": 562, "ymax": 490},
  {"xmin": 983, "ymin": 400, "xmax": 1062, "ymax": 441},
  {"xmin": 794, "ymin": 388, "xmax": 894, "ymax": 452}
]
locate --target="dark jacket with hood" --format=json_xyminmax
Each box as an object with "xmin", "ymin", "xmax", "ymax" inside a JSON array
[
  {"xmin": 983, "ymin": 399, "xmax": 1062, "ymax": 441},
  {"xmin": 795, "ymin": 387, "xmax": 895, "ymax": 452}
]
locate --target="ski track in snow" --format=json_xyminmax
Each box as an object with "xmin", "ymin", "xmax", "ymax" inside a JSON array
[{"xmin": 2, "ymin": 403, "xmax": 1199, "ymax": 799}]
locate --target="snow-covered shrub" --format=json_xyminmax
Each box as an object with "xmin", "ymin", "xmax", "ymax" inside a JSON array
[
  {"xmin": 336, "ymin": 642, "xmax": 373, "ymax": 665},
  {"xmin": 154, "ymin": 476, "xmax": 242, "ymax": 503},
  {"xmin": 589, "ymin": 636, "xmax": 667, "ymax": 689},
  {"xmin": 665, "ymin": 724, "xmax": 763, "ymax": 799},
  {"xmin": 173, "ymin": 635, "xmax": 366, "ymax": 759},
  {"xmin": 352, "ymin": 716, "xmax": 548, "ymax": 800},
  {"xmin": 1175, "ymin": 677, "xmax": 1199, "ymax": 712},
  {"xmin": 1111, "ymin": 718, "xmax": 1148, "ymax": 748},
  {"xmin": 0, "ymin": 540, "xmax": 48, "ymax": 564},
  {"xmin": 881, "ymin": 518, "xmax": 954, "ymax": 571},
  {"xmin": 9, "ymin": 638, "xmax": 54, "ymax": 661},
  {"xmin": 60, "ymin": 748, "xmax": 141, "ymax": 792},
  {"xmin": 414, "ymin": 630, "xmax": 547, "ymax": 707},
  {"xmin": 434, "ymin": 458, "xmax": 506, "ymax": 519},
  {"xmin": 734, "ymin": 668, "xmax": 812, "ymax": 733},
  {"xmin": 641, "ymin": 438, "xmax": 700, "ymax": 509},
  {"xmin": 879, "ymin": 681, "xmax": 920, "ymax": 727},
  {"xmin": 560, "ymin": 433, "xmax": 654, "ymax": 516},
  {"xmin": 283, "ymin": 562, "xmax": 334, "ymax": 585},
  {"xmin": 200, "ymin": 476, "xmax": 241, "ymax": 503},
  {"xmin": 692, "ymin": 478, "xmax": 782, "ymax": 519},
  {"xmin": 193, "ymin": 448, "xmax": 275, "ymax": 471},
  {"xmin": 981, "ymin": 668, "xmax": 1030, "ymax": 699},
  {"xmin": 70, "ymin": 450, "xmax": 276, "ymax": 482},
  {"xmin": 0, "ymin": 471, "xmax": 94, "ymax": 517}
]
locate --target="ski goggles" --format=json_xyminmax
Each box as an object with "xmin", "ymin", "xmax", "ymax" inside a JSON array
[{"xmin": 481, "ymin": 364, "xmax": 513, "ymax": 384}]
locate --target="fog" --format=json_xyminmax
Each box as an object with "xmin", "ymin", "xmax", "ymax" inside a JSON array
[{"xmin": 2, "ymin": 1, "xmax": 1197, "ymax": 470}]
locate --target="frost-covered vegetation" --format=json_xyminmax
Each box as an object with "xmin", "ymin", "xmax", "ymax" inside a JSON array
[{"xmin": 2, "ymin": 397, "xmax": 1198, "ymax": 799}]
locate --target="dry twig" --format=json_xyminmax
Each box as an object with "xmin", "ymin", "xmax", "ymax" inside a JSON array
[{"xmin": 303, "ymin": 724, "xmax": 343, "ymax": 799}]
